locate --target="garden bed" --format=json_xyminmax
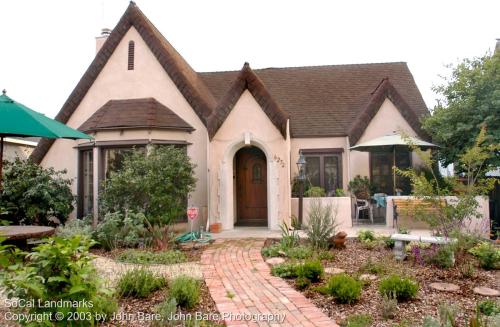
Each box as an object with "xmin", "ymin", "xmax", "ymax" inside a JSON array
[
  {"xmin": 265, "ymin": 238, "xmax": 499, "ymax": 326},
  {"xmin": 90, "ymin": 244, "xmax": 205, "ymax": 264}
]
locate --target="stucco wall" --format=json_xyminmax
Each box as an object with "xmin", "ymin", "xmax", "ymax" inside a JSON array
[
  {"xmin": 290, "ymin": 137, "xmax": 349, "ymax": 192},
  {"xmin": 291, "ymin": 197, "xmax": 352, "ymax": 231},
  {"xmin": 349, "ymin": 98, "xmax": 424, "ymax": 179},
  {"xmin": 40, "ymin": 27, "xmax": 208, "ymax": 220},
  {"xmin": 3, "ymin": 142, "xmax": 35, "ymax": 161},
  {"xmin": 209, "ymin": 90, "xmax": 290, "ymax": 230}
]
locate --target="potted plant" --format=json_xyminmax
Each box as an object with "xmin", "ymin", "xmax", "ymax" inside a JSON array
[
  {"xmin": 209, "ymin": 220, "xmax": 222, "ymax": 233},
  {"xmin": 348, "ymin": 175, "xmax": 372, "ymax": 200}
]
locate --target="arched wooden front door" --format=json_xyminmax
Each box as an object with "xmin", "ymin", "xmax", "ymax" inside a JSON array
[{"xmin": 235, "ymin": 146, "xmax": 267, "ymax": 226}]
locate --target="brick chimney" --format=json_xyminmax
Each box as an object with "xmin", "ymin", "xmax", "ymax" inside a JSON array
[
  {"xmin": 496, "ymin": 38, "xmax": 500, "ymax": 54},
  {"xmin": 95, "ymin": 28, "xmax": 112, "ymax": 54}
]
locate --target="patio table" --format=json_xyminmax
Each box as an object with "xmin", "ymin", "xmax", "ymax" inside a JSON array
[{"xmin": 0, "ymin": 225, "xmax": 55, "ymax": 247}]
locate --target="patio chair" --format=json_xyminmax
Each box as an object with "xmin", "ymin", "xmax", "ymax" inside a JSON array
[{"xmin": 354, "ymin": 196, "xmax": 373, "ymax": 224}]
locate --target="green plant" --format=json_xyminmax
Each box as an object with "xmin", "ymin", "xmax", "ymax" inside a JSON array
[
  {"xmin": 380, "ymin": 293, "xmax": 397, "ymax": 320},
  {"xmin": 261, "ymin": 243, "xmax": 282, "ymax": 257},
  {"xmin": 305, "ymin": 186, "xmax": 326, "ymax": 197},
  {"xmin": 379, "ymin": 275, "xmax": 419, "ymax": 302},
  {"xmin": 316, "ymin": 250, "xmax": 334, "ymax": 260},
  {"xmin": 0, "ymin": 158, "xmax": 73, "ymax": 226},
  {"xmin": 100, "ymin": 145, "xmax": 197, "ymax": 225},
  {"xmin": 341, "ymin": 314, "xmax": 372, "ymax": 327},
  {"xmin": 335, "ymin": 188, "xmax": 346, "ymax": 197},
  {"xmin": 348, "ymin": 175, "xmax": 372, "ymax": 200},
  {"xmin": 168, "ymin": 275, "xmax": 200, "ymax": 309},
  {"xmin": 117, "ymin": 268, "xmax": 166, "ymax": 298},
  {"xmin": 360, "ymin": 257, "xmax": 386, "ymax": 275},
  {"xmin": 287, "ymin": 245, "xmax": 313, "ymax": 259},
  {"xmin": 95, "ymin": 211, "xmax": 147, "ymax": 250},
  {"xmin": 478, "ymin": 300, "xmax": 500, "ymax": 316},
  {"xmin": 295, "ymin": 276, "xmax": 311, "ymax": 290},
  {"xmin": 56, "ymin": 216, "xmax": 94, "ymax": 240},
  {"xmin": 271, "ymin": 263, "xmax": 299, "ymax": 278},
  {"xmin": 469, "ymin": 242, "xmax": 500, "ymax": 270},
  {"xmin": 426, "ymin": 245, "xmax": 455, "ymax": 269},
  {"xmin": 304, "ymin": 198, "xmax": 338, "ymax": 249},
  {"xmin": 381, "ymin": 236, "xmax": 395, "ymax": 249},
  {"xmin": 459, "ymin": 262, "xmax": 476, "ymax": 279},
  {"xmin": 358, "ymin": 229, "xmax": 376, "ymax": 242},
  {"xmin": 117, "ymin": 249, "xmax": 187, "ymax": 265},
  {"xmin": 296, "ymin": 259, "xmax": 323, "ymax": 282},
  {"xmin": 1, "ymin": 236, "xmax": 117, "ymax": 326},
  {"xmin": 154, "ymin": 297, "xmax": 177, "ymax": 326},
  {"xmin": 321, "ymin": 273, "xmax": 362, "ymax": 304},
  {"xmin": 280, "ymin": 221, "xmax": 300, "ymax": 250}
]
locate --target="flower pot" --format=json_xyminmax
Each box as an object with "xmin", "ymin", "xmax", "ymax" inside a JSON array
[{"xmin": 210, "ymin": 222, "xmax": 222, "ymax": 233}]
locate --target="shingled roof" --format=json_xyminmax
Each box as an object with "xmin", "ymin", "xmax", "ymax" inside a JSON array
[
  {"xmin": 199, "ymin": 62, "xmax": 429, "ymax": 142},
  {"xmin": 78, "ymin": 98, "xmax": 194, "ymax": 133}
]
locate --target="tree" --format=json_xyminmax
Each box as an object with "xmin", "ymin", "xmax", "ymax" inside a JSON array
[
  {"xmin": 100, "ymin": 145, "xmax": 197, "ymax": 225},
  {"xmin": 423, "ymin": 51, "xmax": 500, "ymax": 170},
  {"xmin": 0, "ymin": 158, "xmax": 73, "ymax": 225}
]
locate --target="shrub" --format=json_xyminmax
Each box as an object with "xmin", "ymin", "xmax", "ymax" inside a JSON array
[
  {"xmin": 154, "ymin": 297, "xmax": 177, "ymax": 326},
  {"xmin": 322, "ymin": 273, "xmax": 362, "ymax": 304},
  {"xmin": 0, "ymin": 158, "xmax": 73, "ymax": 225},
  {"xmin": 296, "ymin": 259, "xmax": 323, "ymax": 282},
  {"xmin": 117, "ymin": 268, "xmax": 166, "ymax": 298},
  {"xmin": 261, "ymin": 243, "xmax": 282, "ymax": 257},
  {"xmin": 168, "ymin": 275, "xmax": 200, "ymax": 309},
  {"xmin": 279, "ymin": 221, "xmax": 299, "ymax": 250},
  {"xmin": 379, "ymin": 275, "xmax": 419, "ymax": 302},
  {"xmin": 1, "ymin": 236, "xmax": 117, "ymax": 325},
  {"xmin": 304, "ymin": 198, "xmax": 338, "ymax": 249},
  {"xmin": 56, "ymin": 216, "xmax": 94, "ymax": 240},
  {"xmin": 295, "ymin": 277, "xmax": 311, "ymax": 290},
  {"xmin": 305, "ymin": 186, "xmax": 326, "ymax": 197},
  {"xmin": 95, "ymin": 211, "xmax": 147, "ymax": 250},
  {"xmin": 316, "ymin": 250, "xmax": 334, "ymax": 261},
  {"xmin": 478, "ymin": 300, "xmax": 500, "ymax": 316},
  {"xmin": 358, "ymin": 230, "xmax": 376, "ymax": 242},
  {"xmin": 271, "ymin": 263, "xmax": 299, "ymax": 278},
  {"xmin": 360, "ymin": 257, "xmax": 386, "ymax": 275},
  {"xmin": 341, "ymin": 314, "xmax": 372, "ymax": 327},
  {"xmin": 380, "ymin": 294, "xmax": 397, "ymax": 320},
  {"xmin": 100, "ymin": 145, "xmax": 197, "ymax": 225},
  {"xmin": 287, "ymin": 245, "xmax": 313, "ymax": 259},
  {"xmin": 117, "ymin": 249, "xmax": 187, "ymax": 265},
  {"xmin": 348, "ymin": 175, "xmax": 372, "ymax": 199},
  {"xmin": 381, "ymin": 236, "xmax": 395, "ymax": 249},
  {"xmin": 469, "ymin": 242, "xmax": 500, "ymax": 270},
  {"xmin": 425, "ymin": 245, "xmax": 455, "ymax": 269}
]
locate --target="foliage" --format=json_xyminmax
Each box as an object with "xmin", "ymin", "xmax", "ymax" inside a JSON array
[
  {"xmin": 358, "ymin": 230, "xmax": 376, "ymax": 242},
  {"xmin": 287, "ymin": 245, "xmax": 313, "ymax": 259},
  {"xmin": 425, "ymin": 245, "xmax": 455, "ymax": 269},
  {"xmin": 478, "ymin": 300, "xmax": 500, "ymax": 316},
  {"xmin": 321, "ymin": 273, "xmax": 362, "ymax": 304},
  {"xmin": 100, "ymin": 145, "xmax": 197, "ymax": 225},
  {"xmin": 261, "ymin": 243, "xmax": 282, "ymax": 257},
  {"xmin": 380, "ymin": 293, "xmax": 397, "ymax": 320},
  {"xmin": 304, "ymin": 198, "xmax": 338, "ymax": 249},
  {"xmin": 423, "ymin": 303, "xmax": 459, "ymax": 327},
  {"xmin": 95, "ymin": 211, "xmax": 147, "ymax": 250},
  {"xmin": 379, "ymin": 275, "xmax": 419, "ymax": 302},
  {"xmin": 395, "ymin": 128, "xmax": 497, "ymax": 237},
  {"xmin": 422, "ymin": 51, "xmax": 500, "ymax": 169},
  {"xmin": 316, "ymin": 250, "xmax": 334, "ymax": 260},
  {"xmin": 117, "ymin": 249, "xmax": 187, "ymax": 265},
  {"xmin": 341, "ymin": 314, "xmax": 372, "ymax": 327},
  {"xmin": 154, "ymin": 297, "xmax": 177, "ymax": 326},
  {"xmin": 168, "ymin": 275, "xmax": 200, "ymax": 309},
  {"xmin": 335, "ymin": 188, "xmax": 346, "ymax": 197},
  {"xmin": 459, "ymin": 262, "xmax": 476, "ymax": 279},
  {"xmin": 348, "ymin": 175, "xmax": 372, "ymax": 199},
  {"xmin": 295, "ymin": 276, "xmax": 311, "ymax": 290},
  {"xmin": 304, "ymin": 186, "xmax": 326, "ymax": 197},
  {"xmin": 1, "ymin": 236, "xmax": 117, "ymax": 325},
  {"xmin": 296, "ymin": 259, "xmax": 323, "ymax": 282},
  {"xmin": 117, "ymin": 268, "xmax": 166, "ymax": 298},
  {"xmin": 360, "ymin": 257, "xmax": 386, "ymax": 275},
  {"xmin": 469, "ymin": 242, "xmax": 500, "ymax": 270},
  {"xmin": 0, "ymin": 158, "xmax": 73, "ymax": 225},
  {"xmin": 271, "ymin": 263, "xmax": 299, "ymax": 278},
  {"xmin": 55, "ymin": 217, "xmax": 94, "ymax": 240},
  {"xmin": 279, "ymin": 221, "xmax": 300, "ymax": 250}
]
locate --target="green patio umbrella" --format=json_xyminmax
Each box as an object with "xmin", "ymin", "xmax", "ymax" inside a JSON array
[
  {"xmin": 0, "ymin": 90, "xmax": 91, "ymax": 189},
  {"xmin": 349, "ymin": 133, "xmax": 439, "ymax": 195}
]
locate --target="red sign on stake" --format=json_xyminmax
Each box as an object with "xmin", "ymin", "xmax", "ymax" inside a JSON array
[{"xmin": 187, "ymin": 207, "xmax": 198, "ymax": 221}]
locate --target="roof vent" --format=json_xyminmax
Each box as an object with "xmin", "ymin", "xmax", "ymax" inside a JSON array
[
  {"xmin": 101, "ymin": 28, "xmax": 112, "ymax": 36},
  {"xmin": 96, "ymin": 28, "xmax": 112, "ymax": 54}
]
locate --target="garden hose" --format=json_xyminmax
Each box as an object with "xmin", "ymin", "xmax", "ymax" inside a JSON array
[{"xmin": 175, "ymin": 231, "xmax": 212, "ymax": 243}]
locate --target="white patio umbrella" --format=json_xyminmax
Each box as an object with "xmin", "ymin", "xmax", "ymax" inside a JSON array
[{"xmin": 349, "ymin": 133, "xmax": 439, "ymax": 194}]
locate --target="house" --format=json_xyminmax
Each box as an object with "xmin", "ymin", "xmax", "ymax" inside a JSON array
[
  {"xmin": 31, "ymin": 2, "xmax": 432, "ymax": 231},
  {"xmin": 3, "ymin": 137, "xmax": 38, "ymax": 161}
]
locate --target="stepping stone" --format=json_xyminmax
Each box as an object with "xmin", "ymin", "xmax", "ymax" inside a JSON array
[
  {"xmin": 359, "ymin": 274, "xmax": 378, "ymax": 281},
  {"xmin": 473, "ymin": 286, "xmax": 500, "ymax": 297},
  {"xmin": 325, "ymin": 267, "xmax": 345, "ymax": 275},
  {"xmin": 265, "ymin": 257, "xmax": 285, "ymax": 265},
  {"xmin": 430, "ymin": 282, "xmax": 460, "ymax": 292}
]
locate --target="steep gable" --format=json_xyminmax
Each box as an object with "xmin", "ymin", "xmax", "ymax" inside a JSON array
[{"xmin": 31, "ymin": 1, "xmax": 215, "ymax": 163}]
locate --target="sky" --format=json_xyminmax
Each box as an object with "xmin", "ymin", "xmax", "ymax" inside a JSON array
[{"xmin": 0, "ymin": 0, "xmax": 498, "ymax": 118}]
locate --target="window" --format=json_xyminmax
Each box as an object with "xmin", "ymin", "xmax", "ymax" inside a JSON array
[
  {"xmin": 252, "ymin": 163, "xmax": 263, "ymax": 183},
  {"xmin": 128, "ymin": 41, "xmax": 135, "ymax": 70},
  {"xmin": 370, "ymin": 150, "xmax": 411, "ymax": 195},
  {"xmin": 103, "ymin": 147, "xmax": 144, "ymax": 179},
  {"xmin": 78, "ymin": 149, "xmax": 93, "ymax": 218},
  {"xmin": 302, "ymin": 149, "xmax": 343, "ymax": 195}
]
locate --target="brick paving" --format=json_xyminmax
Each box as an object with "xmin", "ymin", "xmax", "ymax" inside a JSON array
[{"xmin": 201, "ymin": 239, "xmax": 338, "ymax": 327}]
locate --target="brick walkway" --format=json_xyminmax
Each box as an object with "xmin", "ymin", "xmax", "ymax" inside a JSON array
[{"xmin": 201, "ymin": 239, "xmax": 338, "ymax": 327}]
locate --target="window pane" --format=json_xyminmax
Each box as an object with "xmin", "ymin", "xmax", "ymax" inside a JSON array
[
  {"xmin": 395, "ymin": 150, "xmax": 411, "ymax": 194},
  {"xmin": 370, "ymin": 152, "xmax": 393, "ymax": 195},
  {"xmin": 305, "ymin": 156, "xmax": 320, "ymax": 187},
  {"xmin": 104, "ymin": 147, "xmax": 145, "ymax": 178},
  {"xmin": 82, "ymin": 150, "xmax": 93, "ymax": 216},
  {"xmin": 324, "ymin": 156, "xmax": 339, "ymax": 194}
]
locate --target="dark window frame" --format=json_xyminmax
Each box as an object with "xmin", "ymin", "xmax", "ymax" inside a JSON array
[
  {"xmin": 369, "ymin": 150, "xmax": 412, "ymax": 195},
  {"xmin": 301, "ymin": 148, "xmax": 343, "ymax": 194}
]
